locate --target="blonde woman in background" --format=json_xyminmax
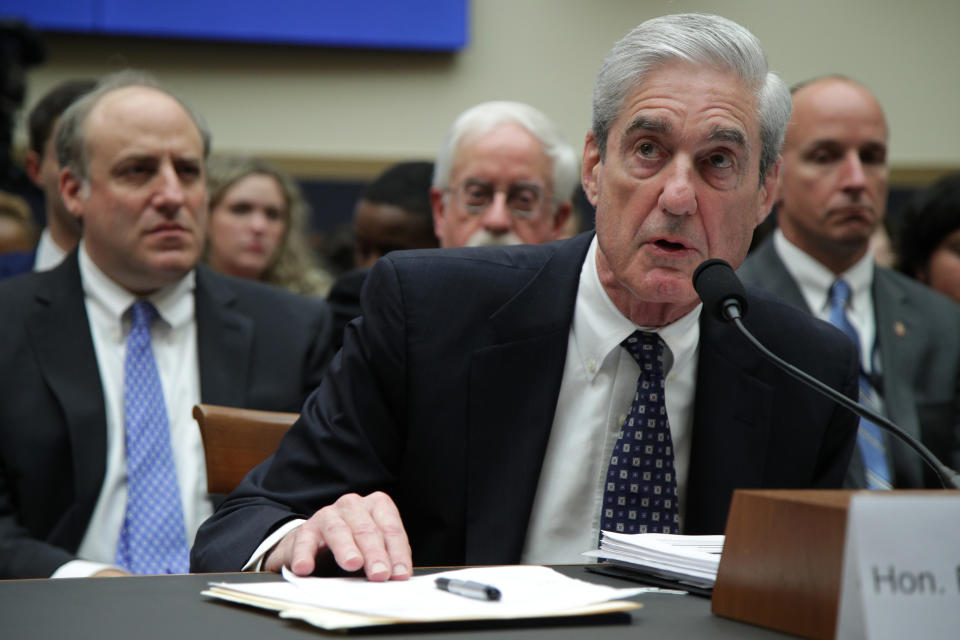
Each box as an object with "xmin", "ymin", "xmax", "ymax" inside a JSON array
[{"xmin": 205, "ymin": 156, "xmax": 332, "ymax": 295}]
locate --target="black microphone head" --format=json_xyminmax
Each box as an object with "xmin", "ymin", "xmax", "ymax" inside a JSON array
[{"xmin": 692, "ymin": 258, "xmax": 749, "ymax": 321}]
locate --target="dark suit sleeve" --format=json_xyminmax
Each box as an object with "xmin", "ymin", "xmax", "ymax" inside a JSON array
[
  {"xmin": 0, "ymin": 263, "xmax": 108, "ymax": 578},
  {"xmin": 0, "ymin": 461, "xmax": 78, "ymax": 577},
  {"xmin": 191, "ymin": 259, "xmax": 408, "ymax": 572}
]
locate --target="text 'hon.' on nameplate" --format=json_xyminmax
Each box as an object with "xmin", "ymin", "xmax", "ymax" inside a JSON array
[{"xmin": 835, "ymin": 493, "xmax": 960, "ymax": 640}]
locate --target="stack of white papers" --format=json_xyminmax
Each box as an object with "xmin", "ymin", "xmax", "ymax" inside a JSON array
[
  {"xmin": 203, "ymin": 565, "xmax": 649, "ymax": 630},
  {"xmin": 583, "ymin": 532, "xmax": 723, "ymax": 591}
]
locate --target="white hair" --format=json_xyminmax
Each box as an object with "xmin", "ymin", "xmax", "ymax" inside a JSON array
[
  {"xmin": 592, "ymin": 13, "xmax": 791, "ymax": 181},
  {"xmin": 432, "ymin": 101, "xmax": 579, "ymax": 213}
]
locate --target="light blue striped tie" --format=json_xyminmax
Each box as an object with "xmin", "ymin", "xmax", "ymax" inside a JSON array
[
  {"xmin": 115, "ymin": 301, "xmax": 190, "ymax": 574},
  {"xmin": 828, "ymin": 279, "xmax": 892, "ymax": 490}
]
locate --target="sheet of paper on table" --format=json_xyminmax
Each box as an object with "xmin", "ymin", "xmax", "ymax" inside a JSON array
[
  {"xmin": 203, "ymin": 565, "xmax": 648, "ymax": 631},
  {"xmin": 582, "ymin": 532, "xmax": 723, "ymax": 590}
]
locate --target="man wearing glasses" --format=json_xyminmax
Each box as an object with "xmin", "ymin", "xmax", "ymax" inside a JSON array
[{"xmin": 429, "ymin": 101, "xmax": 578, "ymax": 248}]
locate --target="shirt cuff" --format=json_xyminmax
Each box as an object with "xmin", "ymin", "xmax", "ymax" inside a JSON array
[
  {"xmin": 242, "ymin": 519, "xmax": 305, "ymax": 571},
  {"xmin": 51, "ymin": 559, "xmax": 120, "ymax": 579}
]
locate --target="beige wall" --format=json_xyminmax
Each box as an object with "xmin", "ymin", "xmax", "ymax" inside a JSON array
[{"xmin": 13, "ymin": 0, "xmax": 960, "ymax": 181}]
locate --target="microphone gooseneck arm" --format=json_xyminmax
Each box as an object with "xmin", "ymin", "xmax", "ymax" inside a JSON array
[
  {"xmin": 727, "ymin": 313, "xmax": 960, "ymax": 489},
  {"xmin": 692, "ymin": 257, "xmax": 960, "ymax": 490}
]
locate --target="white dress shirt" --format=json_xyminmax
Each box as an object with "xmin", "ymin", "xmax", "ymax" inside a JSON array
[
  {"xmin": 51, "ymin": 242, "xmax": 210, "ymax": 578},
  {"xmin": 773, "ymin": 229, "xmax": 877, "ymax": 374},
  {"xmin": 32, "ymin": 227, "xmax": 67, "ymax": 272},
  {"xmin": 520, "ymin": 235, "xmax": 700, "ymax": 564}
]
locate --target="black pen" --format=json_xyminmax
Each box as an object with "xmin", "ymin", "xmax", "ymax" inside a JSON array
[{"xmin": 434, "ymin": 577, "xmax": 502, "ymax": 601}]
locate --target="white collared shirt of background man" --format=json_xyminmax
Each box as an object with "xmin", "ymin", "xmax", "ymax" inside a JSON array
[{"xmin": 774, "ymin": 228, "xmax": 877, "ymax": 375}]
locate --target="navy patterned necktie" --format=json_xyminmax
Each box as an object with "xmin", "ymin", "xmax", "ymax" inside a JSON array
[
  {"xmin": 827, "ymin": 279, "xmax": 892, "ymax": 490},
  {"xmin": 115, "ymin": 300, "xmax": 190, "ymax": 574},
  {"xmin": 601, "ymin": 331, "xmax": 680, "ymax": 535}
]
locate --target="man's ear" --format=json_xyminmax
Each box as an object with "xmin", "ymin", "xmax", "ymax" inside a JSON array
[
  {"xmin": 25, "ymin": 151, "xmax": 42, "ymax": 185},
  {"xmin": 429, "ymin": 186, "xmax": 447, "ymax": 246},
  {"xmin": 59, "ymin": 167, "xmax": 85, "ymax": 222},
  {"xmin": 758, "ymin": 156, "xmax": 782, "ymax": 225},
  {"xmin": 581, "ymin": 131, "xmax": 601, "ymax": 207}
]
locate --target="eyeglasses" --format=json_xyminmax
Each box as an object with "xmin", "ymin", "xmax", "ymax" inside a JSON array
[{"xmin": 448, "ymin": 179, "xmax": 552, "ymax": 220}]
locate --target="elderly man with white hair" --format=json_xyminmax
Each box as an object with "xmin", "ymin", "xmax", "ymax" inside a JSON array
[{"xmin": 430, "ymin": 100, "xmax": 578, "ymax": 248}]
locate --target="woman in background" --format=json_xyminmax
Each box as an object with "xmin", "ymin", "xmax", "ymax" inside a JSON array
[
  {"xmin": 205, "ymin": 156, "xmax": 332, "ymax": 296},
  {"xmin": 897, "ymin": 171, "xmax": 960, "ymax": 305},
  {"xmin": 0, "ymin": 190, "xmax": 38, "ymax": 254}
]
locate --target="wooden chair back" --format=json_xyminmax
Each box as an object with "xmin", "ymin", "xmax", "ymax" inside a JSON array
[{"xmin": 192, "ymin": 403, "xmax": 299, "ymax": 494}]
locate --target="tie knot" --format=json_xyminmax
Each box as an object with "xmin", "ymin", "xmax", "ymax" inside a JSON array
[
  {"xmin": 129, "ymin": 300, "xmax": 159, "ymax": 330},
  {"xmin": 829, "ymin": 278, "xmax": 852, "ymax": 309},
  {"xmin": 621, "ymin": 330, "xmax": 664, "ymax": 367}
]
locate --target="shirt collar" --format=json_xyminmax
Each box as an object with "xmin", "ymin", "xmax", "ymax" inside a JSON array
[
  {"xmin": 573, "ymin": 235, "xmax": 701, "ymax": 381},
  {"xmin": 773, "ymin": 228, "xmax": 874, "ymax": 314},
  {"xmin": 33, "ymin": 227, "xmax": 67, "ymax": 271},
  {"xmin": 78, "ymin": 240, "xmax": 196, "ymax": 330}
]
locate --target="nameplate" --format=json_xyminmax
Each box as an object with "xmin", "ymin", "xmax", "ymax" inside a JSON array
[{"xmin": 835, "ymin": 493, "xmax": 960, "ymax": 639}]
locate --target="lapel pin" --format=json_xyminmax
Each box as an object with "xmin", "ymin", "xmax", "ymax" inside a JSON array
[{"xmin": 893, "ymin": 321, "xmax": 906, "ymax": 337}]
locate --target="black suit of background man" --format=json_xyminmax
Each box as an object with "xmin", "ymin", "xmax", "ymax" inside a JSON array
[{"xmin": 0, "ymin": 255, "xmax": 332, "ymax": 578}]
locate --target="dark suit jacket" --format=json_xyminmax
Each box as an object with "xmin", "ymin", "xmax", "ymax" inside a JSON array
[
  {"xmin": 738, "ymin": 237, "xmax": 960, "ymax": 487},
  {"xmin": 191, "ymin": 232, "xmax": 858, "ymax": 572},
  {"xmin": 0, "ymin": 252, "xmax": 335, "ymax": 578}
]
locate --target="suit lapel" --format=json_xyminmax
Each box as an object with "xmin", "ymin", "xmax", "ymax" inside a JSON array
[
  {"xmin": 194, "ymin": 266, "xmax": 254, "ymax": 408},
  {"xmin": 26, "ymin": 254, "xmax": 107, "ymax": 548},
  {"xmin": 685, "ymin": 310, "xmax": 775, "ymax": 533},
  {"xmin": 746, "ymin": 238, "xmax": 811, "ymax": 312},
  {"xmin": 464, "ymin": 234, "xmax": 591, "ymax": 564}
]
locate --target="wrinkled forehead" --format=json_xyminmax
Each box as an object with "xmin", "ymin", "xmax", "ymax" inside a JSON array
[{"xmin": 619, "ymin": 62, "xmax": 761, "ymax": 143}]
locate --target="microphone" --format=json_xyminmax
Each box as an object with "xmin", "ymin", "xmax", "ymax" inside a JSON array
[
  {"xmin": 693, "ymin": 258, "xmax": 749, "ymax": 322},
  {"xmin": 692, "ymin": 258, "xmax": 960, "ymax": 489}
]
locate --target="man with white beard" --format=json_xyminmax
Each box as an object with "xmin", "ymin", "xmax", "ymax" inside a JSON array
[{"xmin": 430, "ymin": 101, "xmax": 577, "ymax": 248}]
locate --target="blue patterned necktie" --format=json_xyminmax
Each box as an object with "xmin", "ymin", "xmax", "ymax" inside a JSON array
[
  {"xmin": 827, "ymin": 279, "xmax": 892, "ymax": 490},
  {"xmin": 601, "ymin": 331, "xmax": 680, "ymax": 535},
  {"xmin": 115, "ymin": 300, "xmax": 190, "ymax": 574}
]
